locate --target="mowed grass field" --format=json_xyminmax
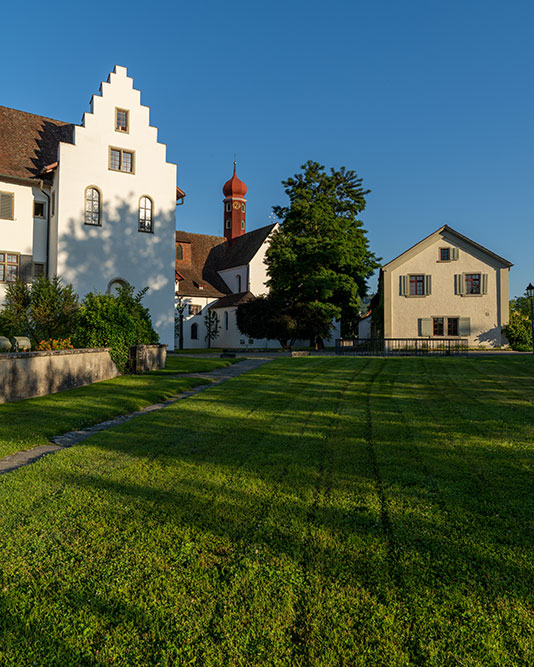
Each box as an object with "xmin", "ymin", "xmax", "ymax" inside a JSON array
[{"xmin": 0, "ymin": 356, "xmax": 532, "ymax": 665}]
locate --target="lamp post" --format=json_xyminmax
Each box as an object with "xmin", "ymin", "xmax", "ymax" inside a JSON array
[{"xmin": 527, "ymin": 283, "xmax": 534, "ymax": 355}]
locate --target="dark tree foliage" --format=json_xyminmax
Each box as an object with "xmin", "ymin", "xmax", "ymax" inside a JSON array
[
  {"xmin": 0, "ymin": 275, "xmax": 78, "ymax": 343},
  {"xmin": 266, "ymin": 161, "xmax": 380, "ymax": 344},
  {"xmin": 236, "ymin": 294, "xmax": 329, "ymax": 351}
]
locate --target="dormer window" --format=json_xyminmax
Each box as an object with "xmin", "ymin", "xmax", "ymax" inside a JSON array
[{"xmin": 115, "ymin": 108, "xmax": 129, "ymax": 132}]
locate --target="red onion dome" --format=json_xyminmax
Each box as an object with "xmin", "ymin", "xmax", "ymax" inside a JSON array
[{"xmin": 223, "ymin": 162, "xmax": 247, "ymax": 197}]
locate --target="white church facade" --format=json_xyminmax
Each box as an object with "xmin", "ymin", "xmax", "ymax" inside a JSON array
[{"xmin": 0, "ymin": 66, "xmax": 181, "ymax": 347}]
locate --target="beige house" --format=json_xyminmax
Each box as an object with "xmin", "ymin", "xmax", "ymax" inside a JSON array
[{"xmin": 365, "ymin": 225, "xmax": 512, "ymax": 347}]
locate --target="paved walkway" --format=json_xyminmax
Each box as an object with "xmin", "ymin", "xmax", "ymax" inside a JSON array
[{"xmin": 0, "ymin": 358, "xmax": 272, "ymax": 476}]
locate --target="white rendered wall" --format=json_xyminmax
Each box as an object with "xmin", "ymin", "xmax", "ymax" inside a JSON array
[
  {"xmin": 0, "ymin": 181, "xmax": 48, "ymax": 302},
  {"xmin": 55, "ymin": 66, "xmax": 177, "ymax": 348},
  {"xmin": 248, "ymin": 233, "xmax": 273, "ymax": 295},
  {"xmin": 217, "ymin": 265, "xmax": 248, "ymax": 293}
]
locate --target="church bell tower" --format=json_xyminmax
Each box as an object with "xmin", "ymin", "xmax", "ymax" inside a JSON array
[{"xmin": 222, "ymin": 162, "xmax": 247, "ymax": 242}]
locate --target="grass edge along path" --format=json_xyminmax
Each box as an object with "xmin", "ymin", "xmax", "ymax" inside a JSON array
[{"xmin": 0, "ymin": 356, "xmax": 237, "ymax": 460}]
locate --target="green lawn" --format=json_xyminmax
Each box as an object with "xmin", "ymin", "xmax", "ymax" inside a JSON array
[
  {"xmin": 0, "ymin": 355, "xmax": 234, "ymax": 459},
  {"xmin": 0, "ymin": 357, "xmax": 532, "ymax": 665}
]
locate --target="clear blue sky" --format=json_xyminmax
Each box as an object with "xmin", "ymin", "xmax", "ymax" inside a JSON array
[{"xmin": 2, "ymin": 1, "xmax": 532, "ymax": 298}]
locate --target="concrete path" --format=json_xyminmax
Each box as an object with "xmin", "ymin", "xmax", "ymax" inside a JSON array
[{"xmin": 0, "ymin": 358, "xmax": 271, "ymax": 476}]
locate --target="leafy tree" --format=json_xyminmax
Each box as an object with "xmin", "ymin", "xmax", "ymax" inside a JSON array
[
  {"xmin": 266, "ymin": 160, "xmax": 380, "ymax": 347},
  {"xmin": 29, "ymin": 275, "xmax": 79, "ymax": 342},
  {"xmin": 73, "ymin": 283, "xmax": 158, "ymax": 372},
  {"xmin": 503, "ymin": 293, "xmax": 533, "ymax": 351},
  {"xmin": 236, "ymin": 294, "xmax": 325, "ymax": 351},
  {"xmin": 0, "ymin": 279, "xmax": 31, "ymax": 338},
  {"xmin": 204, "ymin": 309, "xmax": 220, "ymax": 348},
  {"xmin": 0, "ymin": 275, "xmax": 78, "ymax": 344}
]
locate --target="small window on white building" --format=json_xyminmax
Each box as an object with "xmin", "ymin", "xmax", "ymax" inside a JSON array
[
  {"xmin": 189, "ymin": 304, "xmax": 201, "ymax": 316},
  {"xmin": 139, "ymin": 196, "xmax": 153, "ymax": 233},
  {"xmin": 33, "ymin": 263, "xmax": 45, "ymax": 279},
  {"xmin": 109, "ymin": 148, "xmax": 134, "ymax": 173},
  {"xmin": 33, "ymin": 202, "xmax": 45, "ymax": 218},
  {"xmin": 115, "ymin": 108, "xmax": 129, "ymax": 132},
  {"xmin": 0, "ymin": 253, "xmax": 19, "ymax": 282},
  {"xmin": 225, "ymin": 311, "xmax": 229, "ymax": 330},
  {"xmin": 237, "ymin": 275, "xmax": 241, "ymax": 292},
  {"xmin": 191, "ymin": 323, "xmax": 198, "ymax": 340},
  {"xmin": 85, "ymin": 187, "xmax": 101, "ymax": 226}
]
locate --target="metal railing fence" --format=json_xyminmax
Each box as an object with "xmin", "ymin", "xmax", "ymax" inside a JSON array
[{"xmin": 335, "ymin": 338, "xmax": 469, "ymax": 356}]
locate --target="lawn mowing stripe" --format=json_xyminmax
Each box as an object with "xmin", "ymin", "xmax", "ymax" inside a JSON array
[
  {"xmin": 376, "ymin": 358, "xmax": 534, "ymax": 665},
  {"xmin": 288, "ymin": 359, "xmax": 373, "ymax": 664}
]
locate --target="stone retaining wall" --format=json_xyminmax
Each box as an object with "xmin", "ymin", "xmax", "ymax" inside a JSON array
[
  {"xmin": 0, "ymin": 348, "xmax": 120, "ymax": 404},
  {"xmin": 129, "ymin": 344, "xmax": 167, "ymax": 374}
]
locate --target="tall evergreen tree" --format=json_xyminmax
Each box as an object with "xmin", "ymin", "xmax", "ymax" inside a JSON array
[{"xmin": 266, "ymin": 161, "xmax": 380, "ymax": 343}]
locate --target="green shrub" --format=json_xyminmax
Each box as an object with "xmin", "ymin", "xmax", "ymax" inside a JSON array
[
  {"xmin": 503, "ymin": 311, "xmax": 532, "ymax": 351},
  {"xmin": 73, "ymin": 284, "xmax": 158, "ymax": 372},
  {"xmin": 0, "ymin": 276, "xmax": 78, "ymax": 344}
]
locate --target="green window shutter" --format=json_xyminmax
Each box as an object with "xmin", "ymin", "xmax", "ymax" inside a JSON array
[
  {"xmin": 451, "ymin": 247, "xmax": 459, "ymax": 260},
  {"xmin": 0, "ymin": 192, "xmax": 14, "ymax": 220},
  {"xmin": 420, "ymin": 318, "xmax": 433, "ymax": 336},
  {"xmin": 400, "ymin": 275, "xmax": 407, "ymax": 296},
  {"xmin": 482, "ymin": 273, "xmax": 488, "ymax": 294},
  {"xmin": 455, "ymin": 274, "xmax": 464, "ymax": 295},
  {"xmin": 459, "ymin": 317, "xmax": 471, "ymax": 336},
  {"xmin": 424, "ymin": 274, "xmax": 432, "ymax": 295}
]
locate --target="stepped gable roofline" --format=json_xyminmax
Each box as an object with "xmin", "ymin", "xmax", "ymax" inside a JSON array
[
  {"xmin": 382, "ymin": 224, "xmax": 513, "ymax": 271},
  {"xmin": 0, "ymin": 105, "xmax": 74, "ymax": 181},
  {"xmin": 210, "ymin": 291, "xmax": 255, "ymax": 309},
  {"xmin": 217, "ymin": 223, "xmax": 277, "ymax": 271}
]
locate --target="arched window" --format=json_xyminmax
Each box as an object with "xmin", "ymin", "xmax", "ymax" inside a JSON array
[
  {"xmin": 226, "ymin": 202, "xmax": 231, "ymax": 212},
  {"xmin": 225, "ymin": 219, "xmax": 231, "ymax": 229},
  {"xmin": 224, "ymin": 311, "xmax": 228, "ymax": 330},
  {"xmin": 191, "ymin": 322, "xmax": 198, "ymax": 340},
  {"xmin": 139, "ymin": 196, "xmax": 153, "ymax": 232},
  {"xmin": 176, "ymin": 244, "xmax": 183, "ymax": 260},
  {"xmin": 236, "ymin": 275, "xmax": 241, "ymax": 292},
  {"xmin": 85, "ymin": 187, "xmax": 101, "ymax": 226},
  {"xmin": 107, "ymin": 278, "xmax": 127, "ymax": 295}
]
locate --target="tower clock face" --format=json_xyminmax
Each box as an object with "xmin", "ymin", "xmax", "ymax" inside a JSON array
[{"xmin": 233, "ymin": 201, "xmax": 241, "ymax": 209}]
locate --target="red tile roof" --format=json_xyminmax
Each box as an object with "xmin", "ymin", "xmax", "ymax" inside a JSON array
[
  {"xmin": 0, "ymin": 106, "xmax": 74, "ymax": 181},
  {"xmin": 175, "ymin": 224, "xmax": 276, "ymax": 298}
]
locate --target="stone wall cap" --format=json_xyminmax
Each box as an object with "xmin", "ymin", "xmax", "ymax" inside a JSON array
[{"xmin": 0, "ymin": 347, "xmax": 112, "ymax": 360}]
